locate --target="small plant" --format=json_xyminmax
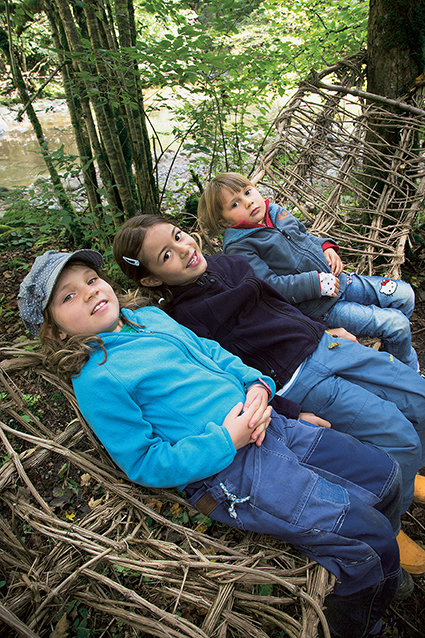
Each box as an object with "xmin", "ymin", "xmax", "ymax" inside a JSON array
[
  {"xmin": 23, "ymin": 393, "xmax": 41, "ymax": 407},
  {"xmin": 113, "ymin": 564, "xmax": 142, "ymax": 579},
  {"xmin": 0, "ymin": 453, "xmax": 11, "ymax": 469},
  {"xmin": 54, "ymin": 601, "xmax": 91, "ymax": 638}
]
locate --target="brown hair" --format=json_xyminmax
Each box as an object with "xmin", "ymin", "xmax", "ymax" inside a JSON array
[
  {"xmin": 113, "ymin": 214, "xmax": 175, "ymax": 282},
  {"xmin": 113, "ymin": 214, "xmax": 177, "ymax": 308},
  {"xmin": 197, "ymin": 172, "xmax": 253, "ymax": 236}
]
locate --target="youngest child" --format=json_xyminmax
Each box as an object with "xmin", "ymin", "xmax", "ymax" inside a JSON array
[
  {"xmin": 18, "ymin": 248, "xmax": 406, "ymax": 638},
  {"xmin": 198, "ymin": 172, "xmax": 418, "ymax": 371}
]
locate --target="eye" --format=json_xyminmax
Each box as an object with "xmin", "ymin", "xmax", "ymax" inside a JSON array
[
  {"xmin": 245, "ymin": 188, "xmax": 251, "ymax": 196},
  {"xmin": 63, "ymin": 292, "xmax": 74, "ymax": 303},
  {"xmin": 88, "ymin": 276, "xmax": 97, "ymax": 285},
  {"xmin": 175, "ymin": 230, "xmax": 182, "ymax": 241},
  {"xmin": 231, "ymin": 200, "xmax": 239, "ymax": 209},
  {"xmin": 163, "ymin": 250, "xmax": 171, "ymax": 262}
]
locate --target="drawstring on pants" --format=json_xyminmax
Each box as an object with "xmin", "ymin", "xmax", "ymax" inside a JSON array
[{"xmin": 219, "ymin": 482, "xmax": 250, "ymax": 519}]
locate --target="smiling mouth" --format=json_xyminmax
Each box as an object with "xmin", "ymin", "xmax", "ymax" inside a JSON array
[
  {"xmin": 92, "ymin": 300, "xmax": 107, "ymax": 314},
  {"xmin": 187, "ymin": 252, "xmax": 199, "ymax": 268}
]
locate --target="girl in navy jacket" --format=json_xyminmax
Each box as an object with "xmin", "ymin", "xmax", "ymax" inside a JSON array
[{"xmin": 113, "ymin": 213, "xmax": 425, "ymax": 577}]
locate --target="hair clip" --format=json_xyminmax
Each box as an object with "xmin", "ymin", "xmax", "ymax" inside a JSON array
[{"xmin": 122, "ymin": 256, "xmax": 140, "ymax": 266}]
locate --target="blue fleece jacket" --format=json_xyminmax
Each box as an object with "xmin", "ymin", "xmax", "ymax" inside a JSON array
[
  {"xmin": 72, "ymin": 306, "xmax": 275, "ymax": 489},
  {"xmin": 223, "ymin": 203, "xmax": 348, "ymax": 319}
]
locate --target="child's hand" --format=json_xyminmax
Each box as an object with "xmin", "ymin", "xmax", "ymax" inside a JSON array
[
  {"xmin": 324, "ymin": 248, "xmax": 344, "ymax": 276},
  {"xmin": 299, "ymin": 412, "xmax": 331, "ymax": 428},
  {"xmin": 223, "ymin": 398, "xmax": 268, "ymax": 449},
  {"xmin": 319, "ymin": 273, "xmax": 340, "ymax": 297},
  {"xmin": 244, "ymin": 385, "xmax": 272, "ymax": 445},
  {"xmin": 327, "ymin": 327, "xmax": 358, "ymax": 342}
]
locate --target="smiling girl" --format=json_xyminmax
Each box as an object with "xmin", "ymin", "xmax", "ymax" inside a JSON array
[
  {"xmin": 17, "ymin": 247, "xmax": 412, "ymax": 637},
  {"xmin": 113, "ymin": 214, "xmax": 425, "ymax": 576}
]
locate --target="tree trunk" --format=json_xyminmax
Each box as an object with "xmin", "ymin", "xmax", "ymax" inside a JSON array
[
  {"xmin": 52, "ymin": 0, "xmax": 123, "ymax": 220},
  {"xmin": 51, "ymin": 0, "xmax": 159, "ymax": 222},
  {"xmin": 0, "ymin": 28, "xmax": 83, "ymax": 246},
  {"xmin": 82, "ymin": 0, "xmax": 136, "ymax": 219},
  {"xmin": 44, "ymin": 0, "xmax": 103, "ymax": 224},
  {"xmin": 367, "ymin": 0, "xmax": 425, "ymax": 100},
  {"xmin": 115, "ymin": 0, "xmax": 158, "ymax": 214},
  {"xmin": 364, "ymin": 0, "xmax": 425, "ymax": 214}
]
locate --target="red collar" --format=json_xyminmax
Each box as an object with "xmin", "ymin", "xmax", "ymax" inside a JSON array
[{"xmin": 228, "ymin": 199, "xmax": 273, "ymax": 229}]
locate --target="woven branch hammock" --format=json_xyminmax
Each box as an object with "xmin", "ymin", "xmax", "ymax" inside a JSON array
[
  {"xmin": 251, "ymin": 51, "xmax": 425, "ymax": 278},
  {"xmin": 0, "ymin": 344, "xmax": 335, "ymax": 638},
  {"xmin": 2, "ymin": 53, "xmax": 423, "ymax": 638}
]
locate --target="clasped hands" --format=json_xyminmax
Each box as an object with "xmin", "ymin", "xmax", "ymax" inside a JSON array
[{"xmin": 223, "ymin": 385, "xmax": 331, "ymax": 451}]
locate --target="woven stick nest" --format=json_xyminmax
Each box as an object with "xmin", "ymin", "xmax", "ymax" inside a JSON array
[
  {"xmin": 252, "ymin": 51, "xmax": 425, "ymax": 278},
  {"xmin": 0, "ymin": 344, "xmax": 335, "ymax": 638},
  {"xmin": 3, "ymin": 51, "xmax": 423, "ymax": 637}
]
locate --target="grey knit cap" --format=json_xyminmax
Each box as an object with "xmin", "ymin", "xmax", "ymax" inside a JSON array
[{"xmin": 18, "ymin": 249, "xmax": 103, "ymax": 335}]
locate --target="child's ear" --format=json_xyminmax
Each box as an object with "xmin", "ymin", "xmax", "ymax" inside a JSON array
[
  {"xmin": 139, "ymin": 275, "xmax": 163, "ymax": 288},
  {"xmin": 44, "ymin": 325, "xmax": 67, "ymax": 340}
]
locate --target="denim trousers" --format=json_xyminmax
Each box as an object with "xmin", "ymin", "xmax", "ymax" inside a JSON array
[
  {"xmin": 283, "ymin": 331, "xmax": 425, "ymax": 513},
  {"xmin": 324, "ymin": 273, "xmax": 418, "ymax": 370},
  {"xmin": 185, "ymin": 414, "xmax": 402, "ymax": 638}
]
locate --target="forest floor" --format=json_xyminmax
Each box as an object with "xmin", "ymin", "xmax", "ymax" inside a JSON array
[{"xmin": 1, "ymin": 240, "xmax": 425, "ymax": 638}]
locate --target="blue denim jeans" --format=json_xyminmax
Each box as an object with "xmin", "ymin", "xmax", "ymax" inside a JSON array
[
  {"xmin": 283, "ymin": 331, "xmax": 425, "ymax": 513},
  {"xmin": 324, "ymin": 273, "xmax": 418, "ymax": 370},
  {"xmin": 185, "ymin": 414, "xmax": 402, "ymax": 638}
]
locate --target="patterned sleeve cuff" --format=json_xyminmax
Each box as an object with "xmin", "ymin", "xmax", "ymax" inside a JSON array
[{"xmin": 249, "ymin": 378, "xmax": 273, "ymax": 399}]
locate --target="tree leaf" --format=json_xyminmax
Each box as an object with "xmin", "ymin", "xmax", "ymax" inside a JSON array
[{"xmin": 50, "ymin": 613, "xmax": 69, "ymax": 638}]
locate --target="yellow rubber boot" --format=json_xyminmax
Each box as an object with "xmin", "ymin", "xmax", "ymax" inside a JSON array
[
  {"xmin": 396, "ymin": 530, "xmax": 425, "ymax": 574},
  {"xmin": 413, "ymin": 474, "xmax": 425, "ymax": 503}
]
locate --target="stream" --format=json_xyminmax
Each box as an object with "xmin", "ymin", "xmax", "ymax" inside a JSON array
[
  {"xmin": 0, "ymin": 100, "xmax": 78, "ymax": 188},
  {"xmin": 0, "ymin": 93, "xmax": 179, "ymax": 190}
]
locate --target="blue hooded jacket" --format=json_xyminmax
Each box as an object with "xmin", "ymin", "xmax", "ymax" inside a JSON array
[{"xmin": 223, "ymin": 203, "xmax": 348, "ymax": 319}]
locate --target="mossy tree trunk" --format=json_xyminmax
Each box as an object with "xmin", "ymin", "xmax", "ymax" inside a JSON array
[
  {"xmin": 43, "ymin": 0, "xmax": 103, "ymax": 226},
  {"xmin": 7, "ymin": 0, "xmax": 159, "ymax": 242},
  {"xmin": 114, "ymin": 0, "xmax": 158, "ymax": 214},
  {"xmin": 367, "ymin": 0, "xmax": 425, "ymax": 100},
  {"xmin": 53, "ymin": 0, "xmax": 143, "ymax": 223},
  {"xmin": 363, "ymin": 0, "xmax": 425, "ymax": 218}
]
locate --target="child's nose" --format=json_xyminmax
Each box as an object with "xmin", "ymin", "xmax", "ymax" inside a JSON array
[
  {"xmin": 84, "ymin": 285, "xmax": 98, "ymax": 300},
  {"xmin": 178, "ymin": 244, "xmax": 190, "ymax": 257}
]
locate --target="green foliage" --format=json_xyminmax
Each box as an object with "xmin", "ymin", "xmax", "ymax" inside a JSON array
[
  {"xmin": 0, "ymin": 0, "xmax": 370, "ymax": 250},
  {"xmin": 256, "ymin": 583, "xmax": 274, "ymax": 596},
  {"xmin": 0, "ymin": 195, "xmax": 68, "ymax": 250},
  {"xmin": 132, "ymin": 0, "xmax": 368, "ymax": 177},
  {"xmin": 0, "ymin": 5, "xmax": 58, "ymax": 94},
  {"xmin": 56, "ymin": 600, "xmax": 92, "ymax": 638},
  {"xmin": 112, "ymin": 564, "xmax": 142, "ymax": 579}
]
